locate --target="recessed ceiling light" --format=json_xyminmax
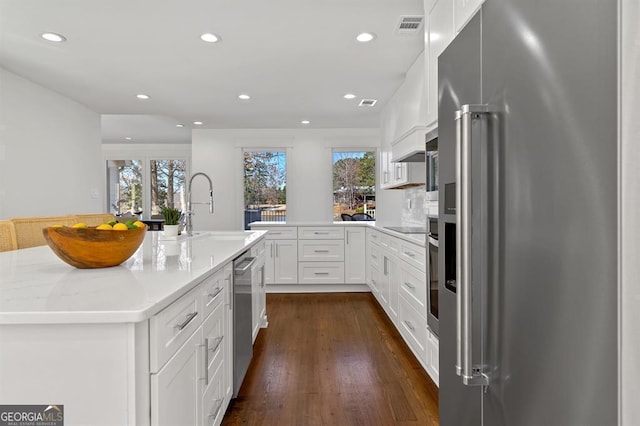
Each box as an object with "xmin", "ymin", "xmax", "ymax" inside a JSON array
[
  {"xmin": 136, "ymin": 94, "xmax": 150, "ymax": 100},
  {"xmin": 41, "ymin": 32, "xmax": 66, "ymax": 42},
  {"xmin": 193, "ymin": 121, "xmax": 203, "ymax": 125},
  {"xmin": 301, "ymin": 120, "xmax": 311, "ymax": 125},
  {"xmin": 238, "ymin": 94, "xmax": 251, "ymax": 100},
  {"xmin": 344, "ymin": 93, "xmax": 357, "ymax": 100},
  {"xmin": 125, "ymin": 137, "xmax": 132, "ymax": 140},
  {"xmin": 200, "ymin": 33, "xmax": 221, "ymax": 43},
  {"xmin": 356, "ymin": 32, "xmax": 376, "ymax": 43},
  {"xmin": 176, "ymin": 124, "xmax": 184, "ymax": 128}
]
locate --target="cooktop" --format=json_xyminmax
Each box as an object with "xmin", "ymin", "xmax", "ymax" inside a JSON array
[{"xmin": 383, "ymin": 226, "xmax": 428, "ymax": 234}]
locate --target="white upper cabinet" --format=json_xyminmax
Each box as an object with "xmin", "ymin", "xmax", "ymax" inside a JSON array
[
  {"xmin": 426, "ymin": 0, "xmax": 455, "ymax": 127},
  {"xmin": 454, "ymin": 0, "xmax": 484, "ymax": 33},
  {"xmin": 381, "ymin": 51, "xmax": 427, "ymax": 146}
]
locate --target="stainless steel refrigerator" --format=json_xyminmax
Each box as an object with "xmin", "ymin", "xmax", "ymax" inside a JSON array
[{"xmin": 438, "ymin": 2, "xmax": 618, "ymax": 425}]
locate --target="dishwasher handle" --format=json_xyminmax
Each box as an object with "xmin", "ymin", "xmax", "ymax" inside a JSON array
[{"xmin": 234, "ymin": 257, "xmax": 256, "ymax": 274}]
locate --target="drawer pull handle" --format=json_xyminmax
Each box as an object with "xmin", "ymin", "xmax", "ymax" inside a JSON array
[
  {"xmin": 371, "ymin": 254, "xmax": 377, "ymax": 259},
  {"xmin": 404, "ymin": 282, "xmax": 416, "ymax": 290},
  {"xmin": 313, "ymin": 249, "xmax": 330, "ymax": 253},
  {"xmin": 209, "ymin": 398, "xmax": 224, "ymax": 419},
  {"xmin": 314, "ymin": 272, "xmax": 330, "ymax": 275},
  {"xmin": 404, "ymin": 252, "xmax": 416, "ymax": 258},
  {"xmin": 208, "ymin": 286, "xmax": 223, "ymax": 300},
  {"xmin": 208, "ymin": 335, "xmax": 224, "ymax": 353},
  {"xmin": 270, "ymin": 232, "xmax": 282, "ymax": 235},
  {"xmin": 404, "ymin": 320, "xmax": 416, "ymax": 332},
  {"xmin": 314, "ymin": 231, "xmax": 330, "ymax": 235},
  {"xmin": 175, "ymin": 312, "xmax": 198, "ymax": 330}
]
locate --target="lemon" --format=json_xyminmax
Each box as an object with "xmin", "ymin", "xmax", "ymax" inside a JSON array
[
  {"xmin": 133, "ymin": 221, "xmax": 146, "ymax": 229},
  {"xmin": 96, "ymin": 224, "xmax": 113, "ymax": 230},
  {"xmin": 72, "ymin": 223, "xmax": 88, "ymax": 229},
  {"xmin": 51, "ymin": 224, "xmax": 64, "ymax": 228},
  {"xmin": 112, "ymin": 223, "xmax": 128, "ymax": 231}
]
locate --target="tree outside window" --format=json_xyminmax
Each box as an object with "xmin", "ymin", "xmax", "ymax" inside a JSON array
[
  {"xmin": 333, "ymin": 151, "xmax": 376, "ymax": 220},
  {"xmin": 150, "ymin": 159, "xmax": 186, "ymax": 215},
  {"xmin": 243, "ymin": 151, "xmax": 286, "ymax": 228},
  {"xmin": 106, "ymin": 160, "xmax": 143, "ymax": 215}
]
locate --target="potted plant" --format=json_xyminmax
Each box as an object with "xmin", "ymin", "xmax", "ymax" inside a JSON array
[{"xmin": 160, "ymin": 206, "xmax": 181, "ymax": 237}]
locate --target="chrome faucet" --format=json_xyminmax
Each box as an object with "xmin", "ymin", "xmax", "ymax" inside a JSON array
[{"xmin": 185, "ymin": 172, "xmax": 214, "ymax": 236}]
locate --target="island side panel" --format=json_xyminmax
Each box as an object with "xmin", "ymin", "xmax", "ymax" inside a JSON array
[{"xmin": 0, "ymin": 322, "xmax": 137, "ymax": 425}]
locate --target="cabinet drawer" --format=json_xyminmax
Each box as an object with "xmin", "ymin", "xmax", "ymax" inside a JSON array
[
  {"xmin": 201, "ymin": 362, "xmax": 225, "ymax": 426},
  {"xmin": 151, "ymin": 287, "xmax": 201, "ymax": 372},
  {"xmin": 202, "ymin": 302, "xmax": 225, "ymax": 387},
  {"xmin": 260, "ymin": 227, "xmax": 297, "ymax": 239},
  {"xmin": 398, "ymin": 294, "xmax": 428, "ymax": 365},
  {"xmin": 200, "ymin": 267, "xmax": 230, "ymax": 320},
  {"xmin": 298, "ymin": 262, "xmax": 345, "ymax": 284},
  {"xmin": 399, "ymin": 261, "xmax": 427, "ymax": 313},
  {"xmin": 298, "ymin": 227, "xmax": 344, "ymax": 239},
  {"xmin": 251, "ymin": 240, "xmax": 265, "ymax": 257},
  {"xmin": 298, "ymin": 239, "xmax": 345, "ymax": 261},
  {"xmin": 400, "ymin": 241, "xmax": 426, "ymax": 271},
  {"xmin": 368, "ymin": 229, "xmax": 383, "ymax": 246}
]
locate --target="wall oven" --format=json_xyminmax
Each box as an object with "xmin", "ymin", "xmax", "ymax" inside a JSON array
[{"xmin": 427, "ymin": 216, "xmax": 439, "ymax": 336}]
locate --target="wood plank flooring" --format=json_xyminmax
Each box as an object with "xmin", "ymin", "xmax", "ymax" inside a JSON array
[{"xmin": 222, "ymin": 293, "xmax": 439, "ymax": 426}]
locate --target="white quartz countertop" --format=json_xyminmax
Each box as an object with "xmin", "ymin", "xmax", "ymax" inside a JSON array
[
  {"xmin": 250, "ymin": 221, "xmax": 426, "ymax": 246},
  {"xmin": 0, "ymin": 230, "xmax": 266, "ymax": 325}
]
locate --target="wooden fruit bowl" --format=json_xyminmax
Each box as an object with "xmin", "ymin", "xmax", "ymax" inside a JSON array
[{"xmin": 42, "ymin": 226, "xmax": 146, "ymax": 269}]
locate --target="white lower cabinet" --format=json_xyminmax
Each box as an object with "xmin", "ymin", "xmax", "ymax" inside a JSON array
[
  {"xmin": 366, "ymin": 228, "xmax": 439, "ymax": 385},
  {"xmin": 251, "ymin": 224, "xmax": 368, "ymax": 287},
  {"xmin": 345, "ymin": 228, "xmax": 366, "ymax": 283},
  {"xmin": 427, "ymin": 329, "xmax": 439, "ymax": 386},
  {"xmin": 382, "ymin": 253, "xmax": 399, "ymax": 324},
  {"xmin": 150, "ymin": 263, "xmax": 233, "ymax": 426},
  {"xmin": 265, "ymin": 239, "xmax": 298, "ymax": 284},
  {"xmin": 251, "ymin": 241, "xmax": 267, "ymax": 342},
  {"xmin": 151, "ymin": 329, "xmax": 201, "ymax": 426}
]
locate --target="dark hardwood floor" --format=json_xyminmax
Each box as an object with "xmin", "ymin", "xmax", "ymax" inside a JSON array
[{"xmin": 222, "ymin": 293, "xmax": 439, "ymax": 426}]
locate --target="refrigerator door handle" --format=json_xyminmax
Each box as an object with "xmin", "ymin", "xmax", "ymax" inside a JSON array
[{"xmin": 456, "ymin": 104, "xmax": 489, "ymax": 387}]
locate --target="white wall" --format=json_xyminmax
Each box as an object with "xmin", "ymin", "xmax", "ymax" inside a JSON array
[
  {"xmin": 191, "ymin": 129, "xmax": 381, "ymax": 230},
  {"xmin": 0, "ymin": 68, "xmax": 103, "ymax": 219},
  {"xmin": 621, "ymin": 0, "xmax": 640, "ymax": 423}
]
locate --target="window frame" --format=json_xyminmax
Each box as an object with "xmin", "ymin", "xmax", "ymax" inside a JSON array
[
  {"xmin": 103, "ymin": 147, "xmax": 191, "ymax": 219},
  {"xmin": 331, "ymin": 148, "xmax": 377, "ymax": 221}
]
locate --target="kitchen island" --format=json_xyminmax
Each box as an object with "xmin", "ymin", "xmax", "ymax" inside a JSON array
[{"xmin": 0, "ymin": 230, "xmax": 266, "ymax": 426}]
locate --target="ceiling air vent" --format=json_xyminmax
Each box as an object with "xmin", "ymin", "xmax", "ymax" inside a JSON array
[
  {"xmin": 359, "ymin": 99, "xmax": 377, "ymax": 107},
  {"xmin": 396, "ymin": 15, "xmax": 424, "ymax": 34}
]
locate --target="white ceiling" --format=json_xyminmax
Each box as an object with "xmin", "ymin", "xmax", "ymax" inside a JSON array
[{"xmin": 0, "ymin": 0, "xmax": 425, "ymax": 144}]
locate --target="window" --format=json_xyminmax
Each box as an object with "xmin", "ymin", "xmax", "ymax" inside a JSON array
[
  {"xmin": 150, "ymin": 159, "xmax": 187, "ymax": 216},
  {"xmin": 243, "ymin": 150, "xmax": 286, "ymax": 228},
  {"xmin": 105, "ymin": 153, "xmax": 190, "ymax": 219},
  {"xmin": 107, "ymin": 160, "xmax": 143, "ymax": 215},
  {"xmin": 332, "ymin": 151, "xmax": 376, "ymax": 220}
]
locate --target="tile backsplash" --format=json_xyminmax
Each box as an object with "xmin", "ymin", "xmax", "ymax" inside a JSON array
[{"xmin": 401, "ymin": 186, "xmax": 438, "ymax": 227}]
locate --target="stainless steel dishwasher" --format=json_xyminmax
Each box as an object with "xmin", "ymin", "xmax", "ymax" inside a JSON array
[{"xmin": 232, "ymin": 251, "xmax": 255, "ymax": 397}]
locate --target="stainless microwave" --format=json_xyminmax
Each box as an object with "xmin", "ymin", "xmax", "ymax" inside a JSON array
[{"xmin": 425, "ymin": 129, "xmax": 438, "ymax": 200}]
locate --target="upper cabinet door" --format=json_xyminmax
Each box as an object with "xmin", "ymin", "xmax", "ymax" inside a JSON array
[
  {"xmin": 427, "ymin": 0, "xmax": 455, "ymax": 126},
  {"xmin": 454, "ymin": 0, "xmax": 484, "ymax": 33}
]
